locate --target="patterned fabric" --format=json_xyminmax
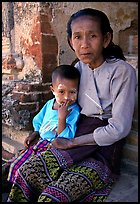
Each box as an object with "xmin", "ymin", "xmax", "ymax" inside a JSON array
[
  {"xmin": 7, "ymin": 115, "xmax": 122, "ymax": 202},
  {"xmin": 7, "ymin": 139, "xmax": 49, "ymax": 183},
  {"xmin": 8, "ymin": 149, "xmax": 115, "ymax": 202}
]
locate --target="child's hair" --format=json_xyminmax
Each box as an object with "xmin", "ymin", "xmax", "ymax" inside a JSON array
[
  {"xmin": 52, "ymin": 65, "xmax": 80, "ymax": 84},
  {"xmin": 67, "ymin": 8, "xmax": 125, "ymax": 61}
]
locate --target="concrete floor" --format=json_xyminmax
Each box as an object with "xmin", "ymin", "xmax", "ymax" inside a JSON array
[{"xmin": 106, "ymin": 172, "xmax": 138, "ymax": 202}]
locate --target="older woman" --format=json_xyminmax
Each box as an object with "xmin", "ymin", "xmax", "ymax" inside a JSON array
[{"xmin": 7, "ymin": 8, "xmax": 136, "ymax": 202}]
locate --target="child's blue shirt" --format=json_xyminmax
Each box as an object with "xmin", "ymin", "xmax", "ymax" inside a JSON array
[{"xmin": 33, "ymin": 98, "xmax": 81, "ymax": 141}]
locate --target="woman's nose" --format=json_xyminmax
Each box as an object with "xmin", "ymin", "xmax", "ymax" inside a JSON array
[{"xmin": 81, "ymin": 37, "xmax": 89, "ymax": 48}]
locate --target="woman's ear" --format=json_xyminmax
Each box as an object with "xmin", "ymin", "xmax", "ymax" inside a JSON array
[
  {"xmin": 103, "ymin": 32, "xmax": 112, "ymax": 48},
  {"xmin": 69, "ymin": 38, "xmax": 75, "ymax": 51}
]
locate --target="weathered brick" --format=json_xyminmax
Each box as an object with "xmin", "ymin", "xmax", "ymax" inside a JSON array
[
  {"xmin": 13, "ymin": 102, "xmax": 39, "ymax": 112},
  {"xmin": 14, "ymin": 82, "xmax": 51, "ymax": 92},
  {"xmin": 39, "ymin": 14, "xmax": 53, "ymax": 34},
  {"xmin": 42, "ymin": 53, "xmax": 57, "ymax": 66},
  {"xmin": 9, "ymin": 75, "xmax": 14, "ymax": 80},
  {"xmin": 28, "ymin": 45, "xmax": 42, "ymax": 69},
  {"xmin": 42, "ymin": 63, "xmax": 57, "ymax": 83},
  {"xmin": 12, "ymin": 92, "xmax": 42, "ymax": 103},
  {"xmin": 41, "ymin": 91, "xmax": 53, "ymax": 103},
  {"xmin": 42, "ymin": 35, "xmax": 58, "ymax": 54}
]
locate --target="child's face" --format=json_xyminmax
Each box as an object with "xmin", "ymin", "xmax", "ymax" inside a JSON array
[
  {"xmin": 69, "ymin": 16, "xmax": 111, "ymax": 69},
  {"xmin": 50, "ymin": 77, "xmax": 79, "ymax": 106}
]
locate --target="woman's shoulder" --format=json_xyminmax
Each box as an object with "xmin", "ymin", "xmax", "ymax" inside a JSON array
[{"xmin": 106, "ymin": 58, "xmax": 136, "ymax": 74}]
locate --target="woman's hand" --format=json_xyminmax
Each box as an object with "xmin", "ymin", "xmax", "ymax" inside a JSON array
[
  {"xmin": 47, "ymin": 134, "xmax": 97, "ymax": 150},
  {"xmin": 48, "ymin": 138, "xmax": 74, "ymax": 150},
  {"xmin": 24, "ymin": 131, "xmax": 40, "ymax": 148}
]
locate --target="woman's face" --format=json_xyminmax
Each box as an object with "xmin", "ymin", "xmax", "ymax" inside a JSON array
[
  {"xmin": 50, "ymin": 77, "xmax": 79, "ymax": 106},
  {"xmin": 69, "ymin": 16, "xmax": 110, "ymax": 69}
]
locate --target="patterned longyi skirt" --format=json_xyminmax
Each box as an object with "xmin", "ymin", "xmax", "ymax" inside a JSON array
[{"xmin": 7, "ymin": 139, "xmax": 115, "ymax": 202}]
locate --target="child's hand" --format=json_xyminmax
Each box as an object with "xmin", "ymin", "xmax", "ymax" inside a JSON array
[
  {"xmin": 58, "ymin": 99, "xmax": 72, "ymax": 119},
  {"xmin": 24, "ymin": 131, "xmax": 40, "ymax": 147}
]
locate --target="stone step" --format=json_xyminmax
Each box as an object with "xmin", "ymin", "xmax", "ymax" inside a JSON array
[
  {"xmin": 122, "ymin": 143, "xmax": 138, "ymax": 163},
  {"xmin": 126, "ymin": 130, "xmax": 138, "ymax": 146},
  {"xmin": 2, "ymin": 134, "xmax": 25, "ymax": 154},
  {"xmin": 2, "ymin": 125, "xmax": 29, "ymax": 143},
  {"xmin": 2, "ymin": 48, "xmax": 11, "ymax": 56},
  {"xmin": 121, "ymin": 159, "xmax": 138, "ymax": 175},
  {"xmin": 2, "ymin": 125, "xmax": 30, "ymax": 156},
  {"xmin": 132, "ymin": 119, "xmax": 138, "ymax": 131}
]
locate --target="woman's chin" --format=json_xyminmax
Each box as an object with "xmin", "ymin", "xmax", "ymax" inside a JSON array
[{"xmin": 79, "ymin": 57, "xmax": 92, "ymax": 65}]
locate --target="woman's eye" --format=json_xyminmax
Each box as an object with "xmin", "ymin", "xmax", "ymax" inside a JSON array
[
  {"xmin": 91, "ymin": 34, "xmax": 96, "ymax": 38},
  {"xmin": 74, "ymin": 35, "xmax": 80, "ymax": 39}
]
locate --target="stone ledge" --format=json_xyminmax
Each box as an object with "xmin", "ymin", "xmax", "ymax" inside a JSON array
[{"xmin": 2, "ymin": 135, "xmax": 25, "ymax": 154}]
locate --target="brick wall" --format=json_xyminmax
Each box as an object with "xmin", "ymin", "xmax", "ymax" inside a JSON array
[
  {"xmin": 2, "ymin": 81, "xmax": 53, "ymax": 131},
  {"xmin": 2, "ymin": 2, "xmax": 58, "ymax": 83},
  {"xmin": 2, "ymin": 3, "xmax": 58, "ymax": 130}
]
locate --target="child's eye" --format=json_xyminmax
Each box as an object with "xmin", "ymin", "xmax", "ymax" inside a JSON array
[
  {"xmin": 59, "ymin": 90, "xmax": 64, "ymax": 94},
  {"xmin": 70, "ymin": 91, "xmax": 77, "ymax": 94}
]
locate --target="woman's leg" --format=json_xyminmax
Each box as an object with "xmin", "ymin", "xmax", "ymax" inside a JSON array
[
  {"xmin": 7, "ymin": 147, "xmax": 34, "ymax": 183},
  {"xmin": 7, "ymin": 143, "xmax": 115, "ymax": 202},
  {"xmin": 38, "ymin": 158, "xmax": 115, "ymax": 202},
  {"xmin": 7, "ymin": 149, "xmax": 62, "ymax": 202}
]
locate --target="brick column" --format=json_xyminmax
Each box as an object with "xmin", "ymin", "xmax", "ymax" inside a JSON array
[
  {"xmin": 20, "ymin": 13, "xmax": 58, "ymax": 83},
  {"xmin": 40, "ymin": 14, "xmax": 58, "ymax": 83}
]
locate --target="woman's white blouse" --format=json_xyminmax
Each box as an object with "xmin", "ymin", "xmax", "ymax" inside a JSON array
[{"xmin": 75, "ymin": 59, "xmax": 137, "ymax": 146}]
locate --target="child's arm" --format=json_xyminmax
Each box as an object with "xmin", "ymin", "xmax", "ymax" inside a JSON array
[
  {"xmin": 24, "ymin": 131, "xmax": 40, "ymax": 147},
  {"xmin": 57, "ymin": 100, "xmax": 72, "ymax": 135},
  {"xmin": 18, "ymin": 131, "xmax": 40, "ymax": 155}
]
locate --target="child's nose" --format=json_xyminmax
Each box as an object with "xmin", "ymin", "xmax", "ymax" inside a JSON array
[{"xmin": 64, "ymin": 93, "xmax": 70, "ymax": 100}]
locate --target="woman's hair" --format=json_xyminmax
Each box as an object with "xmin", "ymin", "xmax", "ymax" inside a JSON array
[
  {"xmin": 67, "ymin": 8, "xmax": 125, "ymax": 61},
  {"xmin": 52, "ymin": 65, "xmax": 80, "ymax": 84}
]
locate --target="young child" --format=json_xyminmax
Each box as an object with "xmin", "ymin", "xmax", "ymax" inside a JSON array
[
  {"xmin": 7, "ymin": 64, "xmax": 81, "ymax": 183},
  {"xmin": 22, "ymin": 64, "xmax": 81, "ymax": 151}
]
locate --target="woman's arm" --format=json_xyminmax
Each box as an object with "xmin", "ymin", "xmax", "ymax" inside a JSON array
[
  {"xmin": 51, "ymin": 133, "xmax": 97, "ymax": 150},
  {"xmin": 93, "ymin": 64, "xmax": 137, "ymax": 146}
]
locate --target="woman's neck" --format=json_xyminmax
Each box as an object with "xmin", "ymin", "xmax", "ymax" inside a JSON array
[{"xmin": 89, "ymin": 57, "xmax": 105, "ymax": 70}]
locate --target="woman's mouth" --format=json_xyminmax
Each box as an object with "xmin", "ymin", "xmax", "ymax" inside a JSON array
[
  {"xmin": 81, "ymin": 53, "xmax": 90, "ymax": 55},
  {"xmin": 80, "ymin": 53, "xmax": 92, "ymax": 58}
]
